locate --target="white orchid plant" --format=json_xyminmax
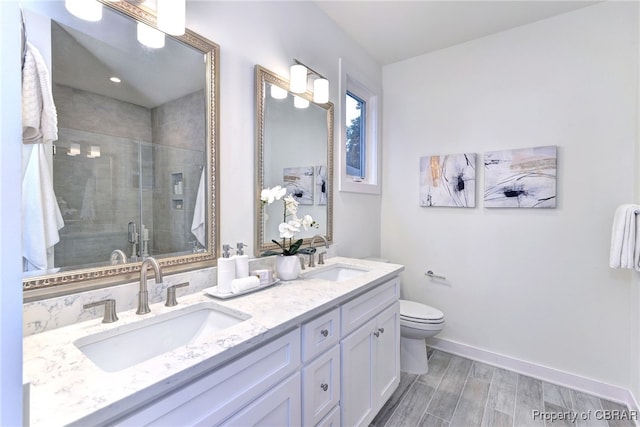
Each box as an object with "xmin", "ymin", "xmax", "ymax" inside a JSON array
[{"xmin": 261, "ymin": 185, "xmax": 319, "ymax": 256}]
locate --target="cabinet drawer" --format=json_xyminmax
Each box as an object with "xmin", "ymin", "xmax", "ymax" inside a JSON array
[
  {"xmin": 219, "ymin": 373, "xmax": 301, "ymax": 427},
  {"xmin": 113, "ymin": 328, "xmax": 301, "ymax": 426},
  {"xmin": 301, "ymin": 308, "xmax": 340, "ymax": 362},
  {"xmin": 341, "ymin": 277, "xmax": 399, "ymax": 336},
  {"xmin": 302, "ymin": 345, "xmax": 340, "ymax": 427},
  {"xmin": 316, "ymin": 404, "xmax": 340, "ymax": 427}
]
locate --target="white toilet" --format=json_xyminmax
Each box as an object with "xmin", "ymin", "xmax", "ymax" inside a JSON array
[{"xmin": 399, "ymin": 299, "xmax": 445, "ymax": 375}]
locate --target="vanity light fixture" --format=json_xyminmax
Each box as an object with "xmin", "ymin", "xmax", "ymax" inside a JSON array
[
  {"xmin": 293, "ymin": 95, "xmax": 310, "ymax": 109},
  {"xmin": 65, "ymin": 0, "xmax": 102, "ymax": 22},
  {"xmin": 289, "ymin": 59, "xmax": 330, "ymax": 104},
  {"xmin": 157, "ymin": 0, "xmax": 186, "ymax": 36},
  {"xmin": 137, "ymin": 22, "xmax": 165, "ymax": 49},
  {"xmin": 87, "ymin": 145, "xmax": 101, "ymax": 158},
  {"xmin": 67, "ymin": 143, "xmax": 80, "ymax": 156}
]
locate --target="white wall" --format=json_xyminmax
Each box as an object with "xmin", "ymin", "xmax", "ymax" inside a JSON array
[
  {"xmin": 1, "ymin": 2, "xmax": 25, "ymax": 425},
  {"xmin": 186, "ymin": 1, "xmax": 383, "ymax": 259},
  {"xmin": 382, "ymin": 1, "xmax": 638, "ymax": 392}
]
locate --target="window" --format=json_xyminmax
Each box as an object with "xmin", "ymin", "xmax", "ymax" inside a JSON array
[
  {"xmin": 339, "ymin": 58, "xmax": 381, "ymax": 194},
  {"xmin": 346, "ymin": 91, "xmax": 366, "ymax": 179}
]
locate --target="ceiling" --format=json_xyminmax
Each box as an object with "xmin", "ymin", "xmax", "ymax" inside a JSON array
[{"xmin": 314, "ymin": 1, "xmax": 599, "ymax": 65}]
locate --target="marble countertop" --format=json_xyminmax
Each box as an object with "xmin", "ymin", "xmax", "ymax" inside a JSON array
[{"xmin": 23, "ymin": 257, "xmax": 404, "ymax": 426}]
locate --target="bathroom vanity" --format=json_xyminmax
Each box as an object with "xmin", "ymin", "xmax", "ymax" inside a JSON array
[{"xmin": 23, "ymin": 257, "xmax": 403, "ymax": 426}]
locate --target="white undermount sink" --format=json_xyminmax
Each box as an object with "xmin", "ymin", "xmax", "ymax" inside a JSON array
[
  {"xmin": 74, "ymin": 302, "xmax": 250, "ymax": 372},
  {"xmin": 302, "ymin": 264, "xmax": 369, "ymax": 283}
]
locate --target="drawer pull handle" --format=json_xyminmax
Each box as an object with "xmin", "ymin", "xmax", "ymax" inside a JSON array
[
  {"xmin": 378, "ymin": 327, "xmax": 385, "ymax": 334},
  {"xmin": 373, "ymin": 331, "xmax": 380, "ymax": 338},
  {"xmin": 320, "ymin": 383, "xmax": 328, "ymax": 392},
  {"xmin": 320, "ymin": 329, "xmax": 329, "ymax": 337}
]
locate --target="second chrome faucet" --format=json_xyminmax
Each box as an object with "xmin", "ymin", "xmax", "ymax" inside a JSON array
[{"xmin": 136, "ymin": 257, "xmax": 163, "ymax": 315}]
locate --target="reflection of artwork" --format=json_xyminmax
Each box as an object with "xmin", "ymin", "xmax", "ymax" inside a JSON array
[
  {"xmin": 484, "ymin": 145, "xmax": 557, "ymax": 208},
  {"xmin": 316, "ymin": 165, "xmax": 327, "ymax": 205},
  {"xmin": 419, "ymin": 153, "xmax": 476, "ymax": 207},
  {"xmin": 284, "ymin": 166, "xmax": 314, "ymax": 205}
]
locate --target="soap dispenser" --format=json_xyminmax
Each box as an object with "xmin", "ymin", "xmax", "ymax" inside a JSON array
[
  {"xmin": 217, "ymin": 244, "xmax": 235, "ymax": 295},
  {"xmin": 234, "ymin": 242, "xmax": 249, "ymax": 278}
]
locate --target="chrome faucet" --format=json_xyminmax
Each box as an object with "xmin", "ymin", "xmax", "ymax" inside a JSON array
[
  {"xmin": 309, "ymin": 234, "xmax": 329, "ymax": 268},
  {"xmin": 136, "ymin": 257, "xmax": 163, "ymax": 315},
  {"xmin": 110, "ymin": 249, "xmax": 128, "ymax": 265}
]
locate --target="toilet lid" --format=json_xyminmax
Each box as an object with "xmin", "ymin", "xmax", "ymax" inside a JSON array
[{"xmin": 400, "ymin": 300, "xmax": 444, "ymax": 322}]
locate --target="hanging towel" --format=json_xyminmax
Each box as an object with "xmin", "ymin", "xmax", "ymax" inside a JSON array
[
  {"xmin": 21, "ymin": 41, "xmax": 63, "ymax": 271},
  {"xmin": 22, "ymin": 144, "xmax": 64, "ymax": 271},
  {"xmin": 609, "ymin": 204, "xmax": 640, "ymax": 270},
  {"xmin": 191, "ymin": 169, "xmax": 206, "ymax": 247},
  {"xmin": 22, "ymin": 42, "xmax": 57, "ymax": 145}
]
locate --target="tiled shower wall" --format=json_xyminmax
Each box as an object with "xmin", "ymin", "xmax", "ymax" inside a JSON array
[{"xmin": 52, "ymin": 84, "xmax": 205, "ymax": 267}]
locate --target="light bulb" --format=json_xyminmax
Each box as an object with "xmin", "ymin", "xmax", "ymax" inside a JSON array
[
  {"xmin": 137, "ymin": 22, "xmax": 165, "ymax": 49},
  {"xmin": 290, "ymin": 64, "xmax": 307, "ymax": 94},
  {"xmin": 65, "ymin": 0, "xmax": 102, "ymax": 22},
  {"xmin": 294, "ymin": 96, "xmax": 309, "ymax": 109},
  {"xmin": 270, "ymin": 85, "xmax": 288, "ymax": 100},
  {"xmin": 157, "ymin": 0, "xmax": 186, "ymax": 36},
  {"xmin": 313, "ymin": 78, "xmax": 329, "ymax": 104}
]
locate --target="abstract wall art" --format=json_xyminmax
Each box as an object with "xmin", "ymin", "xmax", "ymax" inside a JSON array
[
  {"xmin": 483, "ymin": 145, "xmax": 557, "ymax": 208},
  {"xmin": 419, "ymin": 153, "xmax": 476, "ymax": 207},
  {"xmin": 284, "ymin": 166, "xmax": 314, "ymax": 205}
]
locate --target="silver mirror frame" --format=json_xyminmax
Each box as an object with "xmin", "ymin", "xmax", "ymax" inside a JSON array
[
  {"xmin": 23, "ymin": 0, "xmax": 219, "ymax": 300},
  {"xmin": 254, "ymin": 65, "xmax": 334, "ymax": 256}
]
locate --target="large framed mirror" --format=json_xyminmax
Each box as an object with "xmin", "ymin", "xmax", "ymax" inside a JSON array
[
  {"xmin": 255, "ymin": 65, "xmax": 333, "ymax": 255},
  {"xmin": 22, "ymin": 0, "xmax": 219, "ymax": 299}
]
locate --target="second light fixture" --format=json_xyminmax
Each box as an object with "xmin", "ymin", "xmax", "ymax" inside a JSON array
[{"xmin": 289, "ymin": 59, "xmax": 329, "ymax": 104}]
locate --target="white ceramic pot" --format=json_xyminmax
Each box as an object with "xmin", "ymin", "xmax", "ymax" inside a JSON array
[{"xmin": 276, "ymin": 255, "xmax": 301, "ymax": 281}]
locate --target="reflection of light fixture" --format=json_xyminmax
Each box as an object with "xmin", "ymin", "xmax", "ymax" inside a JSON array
[
  {"xmin": 67, "ymin": 143, "xmax": 80, "ymax": 156},
  {"xmin": 87, "ymin": 146, "xmax": 101, "ymax": 158},
  {"xmin": 157, "ymin": 0, "xmax": 186, "ymax": 36},
  {"xmin": 137, "ymin": 22, "xmax": 165, "ymax": 49},
  {"xmin": 289, "ymin": 59, "xmax": 330, "ymax": 104},
  {"xmin": 270, "ymin": 85, "xmax": 288, "ymax": 100},
  {"xmin": 65, "ymin": 0, "xmax": 102, "ymax": 22},
  {"xmin": 294, "ymin": 95, "xmax": 309, "ymax": 109},
  {"xmin": 109, "ymin": 76, "xmax": 121, "ymax": 83}
]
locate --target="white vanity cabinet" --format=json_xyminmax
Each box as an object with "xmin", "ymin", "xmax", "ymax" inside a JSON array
[
  {"xmin": 340, "ymin": 278, "xmax": 401, "ymax": 427},
  {"xmin": 94, "ymin": 276, "xmax": 400, "ymax": 427},
  {"xmin": 111, "ymin": 328, "xmax": 301, "ymax": 426}
]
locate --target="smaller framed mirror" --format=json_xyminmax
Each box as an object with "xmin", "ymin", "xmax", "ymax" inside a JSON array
[{"xmin": 255, "ymin": 65, "xmax": 334, "ymax": 255}]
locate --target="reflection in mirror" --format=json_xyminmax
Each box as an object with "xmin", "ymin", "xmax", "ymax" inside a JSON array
[
  {"xmin": 22, "ymin": 1, "xmax": 218, "ymax": 297},
  {"xmin": 255, "ymin": 66, "xmax": 333, "ymax": 255}
]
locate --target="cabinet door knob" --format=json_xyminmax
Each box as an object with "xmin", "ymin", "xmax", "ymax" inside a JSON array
[
  {"xmin": 320, "ymin": 383, "xmax": 328, "ymax": 392},
  {"xmin": 320, "ymin": 329, "xmax": 329, "ymax": 337},
  {"xmin": 373, "ymin": 331, "xmax": 380, "ymax": 338},
  {"xmin": 378, "ymin": 327, "xmax": 385, "ymax": 334}
]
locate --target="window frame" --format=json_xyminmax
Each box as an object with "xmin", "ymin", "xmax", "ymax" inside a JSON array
[{"xmin": 338, "ymin": 58, "xmax": 381, "ymax": 194}]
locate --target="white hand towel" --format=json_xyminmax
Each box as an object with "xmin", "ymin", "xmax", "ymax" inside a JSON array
[
  {"xmin": 609, "ymin": 204, "xmax": 640, "ymax": 269},
  {"xmin": 22, "ymin": 42, "xmax": 57, "ymax": 145},
  {"xmin": 231, "ymin": 276, "xmax": 260, "ymax": 294},
  {"xmin": 191, "ymin": 169, "xmax": 206, "ymax": 246},
  {"xmin": 22, "ymin": 144, "xmax": 64, "ymax": 271}
]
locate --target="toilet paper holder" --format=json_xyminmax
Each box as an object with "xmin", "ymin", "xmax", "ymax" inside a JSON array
[{"xmin": 425, "ymin": 270, "xmax": 446, "ymax": 280}]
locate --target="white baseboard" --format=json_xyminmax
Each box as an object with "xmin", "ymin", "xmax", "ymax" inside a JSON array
[{"xmin": 427, "ymin": 337, "xmax": 639, "ymax": 417}]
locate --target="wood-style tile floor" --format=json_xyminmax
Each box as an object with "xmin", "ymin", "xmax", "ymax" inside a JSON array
[{"xmin": 371, "ymin": 349, "xmax": 637, "ymax": 427}]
